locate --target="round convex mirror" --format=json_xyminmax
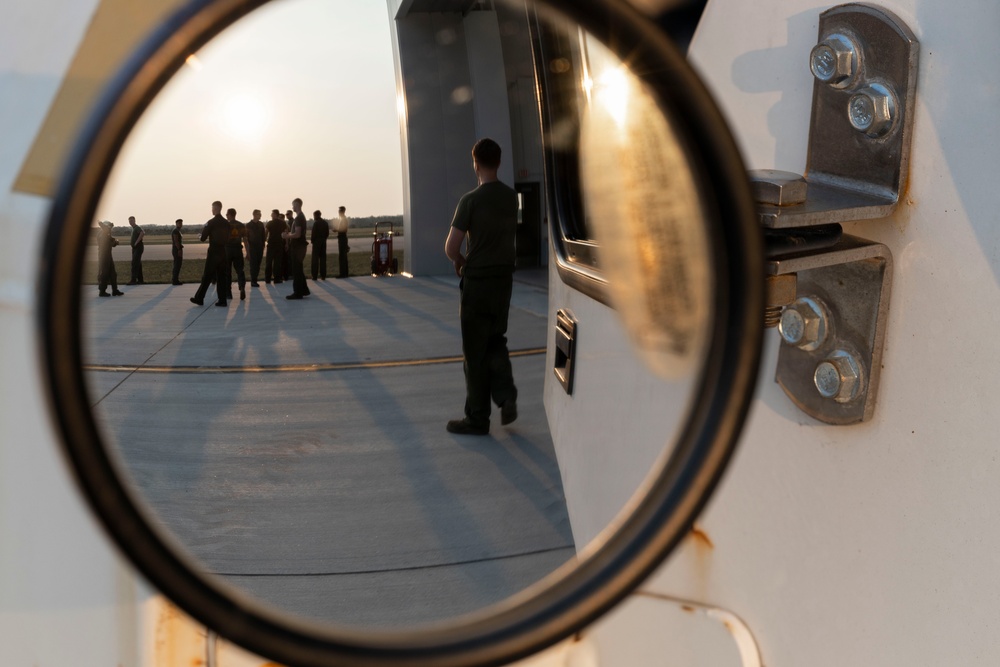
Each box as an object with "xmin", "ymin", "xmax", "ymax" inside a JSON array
[{"xmin": 40, "ymin": 0, "xmax": 762, "ymax": 665}]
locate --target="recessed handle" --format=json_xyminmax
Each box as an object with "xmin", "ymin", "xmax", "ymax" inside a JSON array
[{"xmin": 553, "ymin": 309, "xmax": 577, "ymax": 395}]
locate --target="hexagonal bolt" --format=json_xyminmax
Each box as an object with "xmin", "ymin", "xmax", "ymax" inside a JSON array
[
  {"xmin": 749, "ymin": 169, "xmax": 808, "ymax": 207},
  {"xmin": 778, "ymin": 296, "xmax": 829, "ymax": 351},
  {"xmin": 848, "ymin": 83, "xmax": 897, "ymax": 137},
  {"xmin": 809, "ymin": 33, "xmax": 859, "ymax": 88},
  {"xmin": 813, "ymin": 350, "xmax": 864, "ymax": 403}
]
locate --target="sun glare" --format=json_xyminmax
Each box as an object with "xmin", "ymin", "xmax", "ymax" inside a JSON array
[
  {"xmin": 594, "ymin": 66, "xmax": 630, "ymax": 127},
  {"xmin": 101, "ymin": 0, "xmax": 404, "ymax": 222},
  {"xmin": 216, "ymin": 94, "xmax": 272, "ymax": 145}
]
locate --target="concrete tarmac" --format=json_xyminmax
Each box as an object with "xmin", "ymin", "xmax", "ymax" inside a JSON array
[{"xmin": 82, "ymin": 270, "xmax": 573, "ymax": 628}]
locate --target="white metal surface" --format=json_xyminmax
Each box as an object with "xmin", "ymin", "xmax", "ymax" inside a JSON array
[
  {"xmin": 639, "ymin": 1, "xmax": 1000, "ymax": 666},
  {"xmin": 0, "ymin": 2, "xmax": 144, "ymax": 665},
  {"xmin": 579, "ymin": 593, "xmax": 762, "ymax": 667}
]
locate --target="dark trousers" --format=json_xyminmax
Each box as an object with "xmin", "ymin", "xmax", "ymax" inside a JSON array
[
  {"xmin": 311, "ymin": 240, "xmax": 327, "ymax": 279},
  {"xmin": 248, "ymin": 244, "xmax": 263, "ymax": 284},
  {"xmin": 225, "ymin": 246, "xmax": 246, "ymax": 298},
  {"xmin": 265, "ymin": 244, "xmax": 284, "ymax": 283},
  {"xmin": 337, "ymin": 232, "xmax": 349, "ymax": 277},
  {"xmin": 98, "ymin": 258, "xmax": 117, "ymax": 293},
  {"xmin": 193, "ymin": 247, "xmax": 227, "ymax": 304},
  {"xmin": 130, "ymin": 243, "xmax": 144, "ymax": 282},
  {"xmin": 290, "ymin": 244, "xmax": 309, "ymax": 296},
  {"xmin": 460, "ymin": 275, "xmax": 517, "ymax": 427},
  {"xmin": 171, "ymin": 249, "xmax": 182, "ymax": 283}
]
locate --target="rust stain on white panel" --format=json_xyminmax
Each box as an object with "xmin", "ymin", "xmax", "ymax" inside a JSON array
[{"xmin": 153, "ymin": 598, "xmax": 206, "ymax": 667}]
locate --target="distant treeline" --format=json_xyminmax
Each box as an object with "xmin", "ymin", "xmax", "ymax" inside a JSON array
[{"xmin": 101, "ymin": 214, "xmax": 404, "ymax": 237}]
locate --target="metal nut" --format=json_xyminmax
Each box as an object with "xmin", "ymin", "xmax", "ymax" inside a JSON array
[
  {"xmin": 848, "ymin": 83, "xmax": 897, "ymax": 137},
  {"xmin": 749, "ymin": 169, "xmax": 808, "ymax": 207},
  {"xmin": 778, "ymin": 296, "xmax": 829, "ymax": 351},
  {"xmin": 809, "ymin": 33, "xmax": 858, "ymax": 88},
  {"xmin": 814, "ymin": 350, "xmax": 863, "ymax": 403}
]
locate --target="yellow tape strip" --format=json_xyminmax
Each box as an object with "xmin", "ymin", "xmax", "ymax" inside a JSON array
[{"xmin": 14, "ymin": 0, "xmax": 187, "ymax": 196}]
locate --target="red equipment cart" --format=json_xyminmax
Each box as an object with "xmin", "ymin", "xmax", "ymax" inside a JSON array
[{"xmin": 370, "ymin": 221, "xmax": 399, "ymax": 276}]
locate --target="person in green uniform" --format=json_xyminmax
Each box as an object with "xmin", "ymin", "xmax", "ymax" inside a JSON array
[
  {"xmin": 282, "ymin": 198, "xmax": 310, "ymax": 300},
  {"xmin": 127, "ymin": 216, "xmax": 144, "ymax": 284},
  {"xmin": 283, "ymin": 210, "xmax": 295, "ymax": 280},
  {"xmin": 443, "ymin": 138, "xmax": 518, "ymax": 435},
  {"xmin": 171, "ymin": 219, "xmax": 184, "ymax": 285},
  {"xmin": 97, "ymin": 222, "xmax": 124, "ymax": 297},
  {"xmin": 310, "ymin": 209, "xmax": 329, "ymax": 280},
  {"xmin": 246, "ymin": 209, "xmax": 265, "ymax": 287},
  {"xmin": 190, "ymin": 201, "xmax": 230, "ymax": 307},
  {"xmin": 223, "ymin": 207, "xmax": 248, "ymax": 301},
  {"xmin": 264, "ymin": 209, "xmax": 286, "ymax": 284}
]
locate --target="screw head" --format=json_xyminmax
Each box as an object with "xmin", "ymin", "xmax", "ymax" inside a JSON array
[
  {"xmin": 814, "ymin": 350, "xmax": 863, "ymax": 403},
  {"xmin": 809, "ymin": 34, "xmax": 858, "ymax": 88},
  {"xmin": 849, "ymin": 83, "xmax": 897, "ymax": 137},
  {"xmin": 778, "ymin": 296, "xmax": 829, "ymax": 351}
]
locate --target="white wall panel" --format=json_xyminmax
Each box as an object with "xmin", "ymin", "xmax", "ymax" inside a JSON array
[
  {"xmin": 0, "ymin": 2, "xmax": 187, "ymax": 665},
  {"xmin": 640, "ymin": 1, "xmax": 1000, "ymax": 666}
]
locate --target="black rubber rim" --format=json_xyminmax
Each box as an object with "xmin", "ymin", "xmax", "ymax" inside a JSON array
[{"xmin": 38, "ymin": 0, "xmax": 763, "ymax": 665}]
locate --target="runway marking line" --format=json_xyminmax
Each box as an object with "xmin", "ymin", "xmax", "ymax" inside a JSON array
[{"xmin": 84, "ymin": 347, "xmax": 547, "ymax": 374}]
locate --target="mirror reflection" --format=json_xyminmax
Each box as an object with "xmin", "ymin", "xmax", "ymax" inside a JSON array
[{"xmin": 81, "ymin": 0, "xmax": 709, "ymax": 630}]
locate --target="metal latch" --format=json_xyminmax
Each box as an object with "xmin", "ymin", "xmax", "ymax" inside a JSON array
[
  {"xmin": 554, "ymin": 309, "xmax": 577, "ymax": 395},
  {"xmin": 758, "ymin": 3, "xmax": 917, "ymax": 425}
]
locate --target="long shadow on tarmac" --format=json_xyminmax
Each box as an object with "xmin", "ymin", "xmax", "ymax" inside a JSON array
[{"xmin": 84, "ymin": 274, "xmax": 573, "ymax": 628}]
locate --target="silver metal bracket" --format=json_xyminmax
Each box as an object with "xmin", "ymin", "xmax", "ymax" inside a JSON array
[
  {"xmin": 754, "ymin": 3, "xmax": 919, "ymax": 229},
  {"xmin": 757, "ymin": 4, "xmax": 918, "ymax": 424},
  {"xmin": 772, "ymin": 236, "xmax": 892, "ymax": 425}
]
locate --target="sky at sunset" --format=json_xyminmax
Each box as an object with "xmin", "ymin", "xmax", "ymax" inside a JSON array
[{"xmin": 98, "ymin": 0, "xmax": 403, "ymax": 227}]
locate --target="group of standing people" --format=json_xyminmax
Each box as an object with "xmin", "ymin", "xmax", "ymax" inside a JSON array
[
  {"xmin": 262, "ymin": 205, "xmax": 350, "ymax": 284},
  {"xmin": 190, "ymin": 198, "xmax": 349, "ymax": 307},
  {"xmin": 96, "ymin": 214, "xmax": 151, "ymax": 295},
  {"xmin": 95, "ymin": 214, "xmax": 153, "ymax": 292},
  {"xmin": 96, "ymin": 138, "xmax": 518, "ymax": 439},
  {"xmin": 98, "ymin": 202, "xmax": 351, "ymax": 304}
]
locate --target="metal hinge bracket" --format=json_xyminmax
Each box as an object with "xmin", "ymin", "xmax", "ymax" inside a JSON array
[{"xmin": 758, "ymin": 3, "xmax": 917, "ymax": 425}]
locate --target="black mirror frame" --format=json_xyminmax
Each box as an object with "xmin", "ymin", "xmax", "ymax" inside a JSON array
[{"xmin": 38, "ymin": 0, "xmax": 763, "ymax": 665}]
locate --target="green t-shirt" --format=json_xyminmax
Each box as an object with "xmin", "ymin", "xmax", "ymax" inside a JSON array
[
  {"xmin": 450, "ymin": 181, "xmax": 518, "ymax": 277},
  {"xmin": 291, "ymin": 213, "xmax": 308, "ymax": 250}
]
